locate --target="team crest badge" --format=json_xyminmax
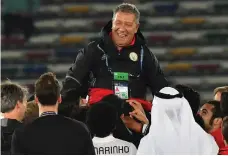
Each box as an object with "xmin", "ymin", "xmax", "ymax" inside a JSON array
[{"xmin": 129, "ymin": 52, "xmax": 138, "ymax": 61}]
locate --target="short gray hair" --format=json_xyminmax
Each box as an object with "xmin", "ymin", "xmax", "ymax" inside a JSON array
[
  {"xmin": 113, "ymin": 3, "xmax": 140, "ymax": 24},
  {"xmin": 1, "ymin": 81, "xmax": 28, "ymax": 113}
]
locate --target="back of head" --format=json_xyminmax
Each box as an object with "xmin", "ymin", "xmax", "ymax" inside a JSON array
[
  {"xmin": 154, "ymin": 87, "xmax": 183, "ymax": 111},
  {"xmin": 221, "ymin": 92, "xmax": 228, "ymax": 117},
  {"xmin": 35, "ymin": 72, "xmax": 60, "ymax": 106},
  {"xmin": 1, "ymin": 81, "xmax": 28, "ymax": 113},
  {"xmin": 141, "ymin": 87, "xmax": 194, "ymax": 154},
  {"xmin": 100, "ymin": 94, "xmax": 124, "ymax": 116},
  {"xmin": 214, "ymin": 86, "xmax": 228, "ymax": 96},
  {"xmin": 138, "ymin": 87, "xmax": 219, "ymax": 154},
  {"xmin": 214, "ymin": 86, "xmax": 228, "ymax": 101},
  {"xmin": 153, "ymin": 87, "xmax": 194, "ymax": 129},
  {"xmin": 222, "ymin": 117, "xmax": 228, "ymax": 144},
  {"xmin": 86, "ymin": 102, "xmax": 118, "ymax": 138},
  {"xmin": 175, "ymin": 84, "xmax": 200, "ymax": 117},
  {"xmin": 23, "ymin": 100, "xmax": 39, "ymax": 124}
]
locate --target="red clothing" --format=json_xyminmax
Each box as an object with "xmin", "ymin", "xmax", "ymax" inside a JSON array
[
  {"xmin": 210, "ymin": 128, "xmax": 225, "ymax": 149},
  {"xmin": 88, "ymin": 88, "xmax": 152, "ymax": 111},
  {"xmin": 219, "ymin": 146, "xmax": 228, "ymax": 155},
  {"xmin": 129, "ymin": 35, "xmax": 135, "ymax": 46},
  {"xmin": 88, "ymin": 88, "xmax": 114, "ymax": 105}
]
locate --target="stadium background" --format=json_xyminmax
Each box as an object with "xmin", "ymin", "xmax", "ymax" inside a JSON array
[{"xmin": 1, "ymin": 0, "xmax": 228, "ymax": 103}]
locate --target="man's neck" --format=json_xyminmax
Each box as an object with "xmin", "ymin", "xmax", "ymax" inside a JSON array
[
  {"xmin": 39, "ymin": 105, "xmax": 58, "ymax": 117},
  {"xmin": 3, "ymin": 112, "xmax": 21, "ymax": 122},
  {"xmin": 117, "ymin": 46, "xmax": 122, "ymax": 51}
]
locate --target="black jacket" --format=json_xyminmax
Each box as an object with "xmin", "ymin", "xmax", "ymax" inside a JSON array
[
  {"xmin": 11, "ymin": 115, "xmax": 95, "ymax": 155},
  {"xmin": 60, "ymin": 21, "xmax": 168, "ymax": 116},
  {"xmin": 1, "ymin": 118, "xmax": 23, "ymax": 155}
]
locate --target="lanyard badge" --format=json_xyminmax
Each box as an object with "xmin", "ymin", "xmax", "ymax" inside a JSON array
[
  {"xmin": 99, "ymin": 45, "xmax": 145, "ymax": 99},
  {"xmin": 113, "ymin": 72, "xmax": 129, "ymax": 99}
]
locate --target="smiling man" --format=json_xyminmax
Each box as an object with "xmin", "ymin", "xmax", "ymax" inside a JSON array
[
  {"xmin": 60, "ymin": 3, "xmax": 168, "ymax": 117},
  {"xmin": 199, "ymin": 100, "xmax": 225, "ymax": 149}
]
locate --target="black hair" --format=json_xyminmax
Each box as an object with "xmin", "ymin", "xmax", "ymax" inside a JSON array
[
  {"xmin": 221, "ymin": 92, "xmax": 228, "ymax": 117},
  {"xmin": 175, "ymin": 84, "xmax": 200, "ymax": 117},
  {"xmin": 86, "ymin": 102, "xmax": 118, "ymax": 138},
  {"xmin": 101, "ymin": 94, "xmax": 131, "ymax": 116},
  {"xmin": 207, "ymin": 100, "xmax": 222, "ymax": 118},
  {"xmin": 1, "ymin": 82, "xmax": 28, "ymax": 113},
  {"xmin": 35, "ymin": 72, "xmax": 60, "ymax": 106}
]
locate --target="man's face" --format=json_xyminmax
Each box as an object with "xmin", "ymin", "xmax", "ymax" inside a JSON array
[
  {"xmin": 112, "ymin": 11, "xmax": 139, "ymax": 47},
  {"xmin": 214, "ymin": 92, "xmax": 221, "ymax": 101},
  {"xmin": 199, "ymin": 103, "xmax": 214, "ymax": 132}
]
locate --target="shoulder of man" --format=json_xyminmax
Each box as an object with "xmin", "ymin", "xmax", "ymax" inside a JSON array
[
  {"xmin": 86, "ymin": 39, "xmax": 103, "ymax": 52},
  {"xmin": 1, "ymin": 118, "xmax": 23, "ymax": 129},
  {"xmin": 62, "ymin": 116, "xmax": 90, "ymax": 132},
  {"xmin": 10, "ymin": 123, "xmax": 26, "ymax": 143},
  {"xmin": 142, "ymin": 44, "xmax": 156, "ymax": 57},
  {"xmin": 77, "ymin": 40, "xmax": 104, "ymax": 61}
]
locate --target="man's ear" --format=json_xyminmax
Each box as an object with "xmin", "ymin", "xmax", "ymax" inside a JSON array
[
  {"xmin": 135, "ymin": 23, "xmax": 139, "ymax": 33},
  {"xmin": 58, "ymin": 95, "xmax": 62, "ymax": 104},
  {"xmin": 213, "ymin": 117, "xmax": 223, "ymax": 127},
  {"xmin": 15, "ymin": 101, "xmax": 21, "ymax": 109},
  {"xmin": 34, "ymin": 96, "xmax": 39, "ymax": 105}
]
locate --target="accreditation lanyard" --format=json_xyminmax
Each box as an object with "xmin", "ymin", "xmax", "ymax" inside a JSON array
[{"xmin": 104, "ymin": 46, "xmax": 144, "ymax": 78}]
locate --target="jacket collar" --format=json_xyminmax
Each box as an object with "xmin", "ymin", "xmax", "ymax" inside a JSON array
[{"xmin": 93, "ymin": 134, "xmax": 116, "ymax": 143}]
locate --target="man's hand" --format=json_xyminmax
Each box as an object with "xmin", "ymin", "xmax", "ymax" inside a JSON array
[
  {"xmin": 129, "ymin": 109, "xmax": 149, "ymax": 125},
  {"xmin": 120, "ymin": 114, "xmax": 143, "ymax": 133},
  {"xmin": 126, "ymin": 100, "xmax": 145, "ymax": 114},
  {"xmin": 79, "ymin": 98, "xmax": 89, "ymax": 108},
  {"xmin": 126, "ymin": 100, "xmax": 149, "ymax": 124}
]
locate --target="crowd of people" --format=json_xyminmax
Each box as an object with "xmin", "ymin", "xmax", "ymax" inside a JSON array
[
  {"xmin": 1, "ymin": 72, "xmax": 228, "ymax": 155},
  {"xmin": 1, "ymin": 2, "xmax": 228, "ymax": 155}
]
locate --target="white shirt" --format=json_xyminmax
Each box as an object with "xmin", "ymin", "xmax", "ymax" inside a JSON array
[
  {"xmin": 0, "ymin": 113, "xmax": 4, "ymax": 119},
  {"xmin": 93, "ymin": 134, "xmax": 137, "ymax": 155}
]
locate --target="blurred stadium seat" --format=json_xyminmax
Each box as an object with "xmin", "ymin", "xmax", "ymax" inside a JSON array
[
  {"xmin": 180, "ymin": 17, "xmax": 206, "ymax": 24},
  {"xmin": 23, "ymin": 65, "xmax": 48, "ymax": 75},
  {"xmin": 169, "ymin": 48, "xmax": 196, "ymax": 56},
  {"xmin": 59, "ymin": 36, "xmax": 85, "ymax": 44},
  {"xmin": 164, "ymin": 63, "xmax": 192, "ymax": 71},
  {"xmin": 153, "ymin": 3, "xmax": 179, "ymax": 14},
  {"xmin": 63, "ymin": 5, "xmax": 89, "ymax": 13}
]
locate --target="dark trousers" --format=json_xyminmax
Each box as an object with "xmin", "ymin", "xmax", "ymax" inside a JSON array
[{"xmin": 2, "ymin": 13, "xmax": 34, "ymax": 40}]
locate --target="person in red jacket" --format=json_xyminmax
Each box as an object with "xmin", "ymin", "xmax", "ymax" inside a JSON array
[
  {"xmin": 198, "ymin": 100, "xmax": 224, "ymax": 149},
  {"xmin": 219, "ymin": 117, "xmax": 228, "ymax": 155}
]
